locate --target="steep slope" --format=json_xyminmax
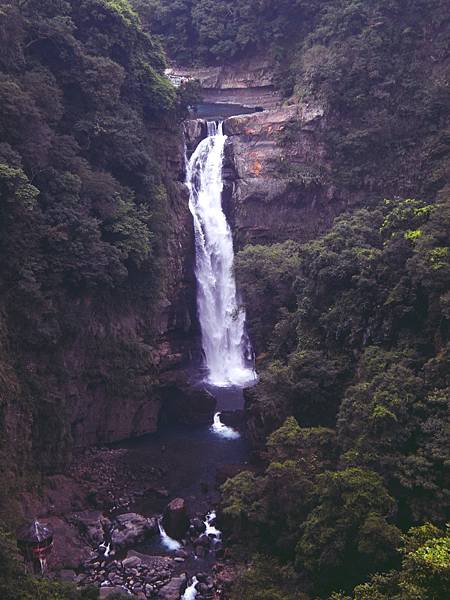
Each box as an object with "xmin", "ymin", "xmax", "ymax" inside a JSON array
[{"xmin": 0, "ymin": 0, "xmax": 197, "ymax": 520}]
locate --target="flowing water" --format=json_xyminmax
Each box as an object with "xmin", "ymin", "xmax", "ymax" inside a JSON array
[
  {"xmin": 157, "ymin": 518, "xmax": 181, "ymax": 551},
  {"xmin": 210, "ymin": 412, "xmax": 240, "ymax": 439},
  {"xmin": 181, "ymin": 576, "xmax": 199, "ymax": 600},
  {"xmin": 113, "ymin": 118, "xmax": 257, "ymax": 587},
  {"xmin": 186, "ymin": 121, "xmax": 256, "ymax": 387},
  {"xmin": 204, "ymin": 510, "xmax": 221, "ymax": 541}
]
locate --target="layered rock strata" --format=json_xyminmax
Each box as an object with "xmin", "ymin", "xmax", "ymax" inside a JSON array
[
  {"xmin": 222, "ymin": 103, "xmax": 349, "ymax": 249},
  {"xmin": 168, "ymin": 56, "xmax": 282, "ymax": 110}
]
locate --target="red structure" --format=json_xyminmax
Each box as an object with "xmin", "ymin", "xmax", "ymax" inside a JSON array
[{"xmin": 17, "ymin": 520, "xmax": 53, "ymax": 574}]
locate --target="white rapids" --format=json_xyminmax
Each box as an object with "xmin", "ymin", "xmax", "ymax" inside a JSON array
[
  {"xmin": 210, "ymin": 412, "xmax": 240, "ymax": 439},
  {"xmin": 181, "ymin": 576, "xmax": 199, "ymax": 600},
  {"xmin": 99, "ymin": 541, "xmax": 112, "ymax": 558},
  {"xmin": 204, "ymin": 510, "xmax": 222, "ymax": 541},
  {"xmin": 186, "ymin": 121, "xmax": 256, "ymax": 387},
  {"xmin": 157, "ymin": 519, "xmax": 181, "ymax": 551}
]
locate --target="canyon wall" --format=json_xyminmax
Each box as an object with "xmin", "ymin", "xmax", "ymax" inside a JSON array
[
  {"xmin": 66, "ymin": 127, "xmax": 200, "ymax": 449},
  {"xmin": 1, "ymin": 127, "xmax": 200, "ymax": 489},
  {"xmin": 169, "ymin": 56, "xmax": 282, "ymax": 110},
  {"xmin": 223, "ymin": 104, "xmax": 350, "ymax": 249},
  {"xmin": 181, "ymin": 59, "xmax": 352, "ymax": 251}
]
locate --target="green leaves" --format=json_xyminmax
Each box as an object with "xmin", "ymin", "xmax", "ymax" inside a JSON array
[
  {"xmin": 234, "ymin": 195, "xmax": 449, "ymax": 596},
  {"xmin": 102, "ymin": 193, "xmax": 153, "ymax": 266},
  {"xmin": 103, "ymin": 0, "xmax": 139, "ymax": 25},
  {"xmin": 0, "ymin": 164, "xmax": 39, "ymax": 210},
  {"xmin": 296, "ymin": 468, "xmax": 401, "ymax": 593},
  {"xmin": 0, "ymin": 0, "xmax": 180, "ymax": 528}
]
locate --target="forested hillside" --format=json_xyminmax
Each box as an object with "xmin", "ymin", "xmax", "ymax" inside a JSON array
[
  {"xmin": 0, "ymin": 0, "xmax": 189, "ymax": 596},
  {"xmin": 0, "ymin": 1, "xmax": 449, "ymax": 599},
  {"xmin": 226, "ymin": 197, "xmax": 450, "ymax": 598},
  {"xmin": 136, "ymin": 0, "xmax": 450, "ymax": 199},
  {"xmin": 0, "ymin": 0, "xmax": 183, "ymax": 523}
]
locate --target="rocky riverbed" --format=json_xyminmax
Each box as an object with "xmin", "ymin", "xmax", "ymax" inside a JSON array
[{"xmin": 21, "ymin": 389, "xmax": 250, "ymax": 599}]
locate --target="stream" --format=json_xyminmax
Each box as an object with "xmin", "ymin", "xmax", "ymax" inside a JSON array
[
  {"xmin": 121, "ymin": 386, "xmax": 249, "ymax": 519},
  {"xmin": 109, "ymin": 120, "xmax": 256, "ymax": 596}
]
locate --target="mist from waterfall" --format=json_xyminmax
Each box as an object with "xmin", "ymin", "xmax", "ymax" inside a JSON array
[{"xmin": 186, "ymin": 122, "xmax": 256, "ymax": 387}]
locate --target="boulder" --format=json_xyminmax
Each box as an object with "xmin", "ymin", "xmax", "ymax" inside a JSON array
[
  {"xmin": 159, "ymin": 381, "xmax": 216, "ymax": 426},
  {"xmin": 219, "ymin": 409, "xmax": 244, "ymax": 428},
  {"xmin": 162, "ymin": 498, "xmax": 189, "ymax": 539},
  {"xmin": 99, "ymin": 587, "xmax": 130, "ymax": 598},
  {"xmin": 184, "ymin": 119, "xmax": 207, "ymax": 155},
  {"xmin": 157, "ymin": 574, "xmax": 187, "ymax": 600},
  {"xmin": 189, "ymin": 517, "xmax": 206, "ymax": 536},
  {"xmin": 44, "ymin": 517, "xmax": 95, "ymax": 571},
  {"xmin": 111, "ymin": 513, "xmax": 158, "ymax": 550},
  {"xmin": 122, "ymin": 555, "xmax": 142, "ymax": 569},
  {"xmin": 70, "ymin": 510, "xmax": 110, "ymax": 546}
]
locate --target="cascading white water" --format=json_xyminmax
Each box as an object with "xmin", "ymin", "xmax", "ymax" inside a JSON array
[
  {"xmin": 99, "ymin": 541, "xmax": 112, "ymax": 558},
  {"xmin": 157, "ymin": 518, "xmax": 181, "ymax": 551},
  {"xmin": 204, "ymin": 510, "xmax": 222, "ymax": 541},
  {"xmin": 186, "ymin": 121, "xmax": 256, "ymax": 387},
  {"xmin": 210, "ymin": 412, "xmax": 240, "ymax": 439},
  {"xmin": 182, "ymin": 576, "xmax": 199, "ymax": 600}
]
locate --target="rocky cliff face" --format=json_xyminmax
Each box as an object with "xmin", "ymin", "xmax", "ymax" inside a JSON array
[
  {"xmin": 1, "ymin": 126, "xmax": 200, "ymax": 483},
  {"xmin": 222, "ymin": 103, "xmax": 352, "ymax": 250},
  {"xmin": 169, "ymin": 56, "xmax": 281, "ymax": 110},
  {"xmin": 175, "ymin": 55, "xmax": 357, "ymax": 251},
  {"xmin": 65, "ymin": 128, "xmax": 200, "ymax": 449}
]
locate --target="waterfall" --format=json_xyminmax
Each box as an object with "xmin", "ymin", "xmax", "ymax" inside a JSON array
[
  {"xmin": 210, "ymin": 412, "xmax": 240, "ymax": 439},
  {"xmin": 157, "ymin": 518, "xmax": 181, "ymax": 551},
  {"xmin": 181, "ymin": 576, "xmax": 199, "ymax": 600},
  {"xmin": 186, "ymin": 121, "xmax": 256, "ymax": 387},
  {"xmin": 204, "ymin": 510, "xmax": 221, "ymax": 541}
]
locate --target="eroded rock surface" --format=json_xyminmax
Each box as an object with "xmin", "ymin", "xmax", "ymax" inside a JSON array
[
  {"xmin": 157, "ymin": 573, "xmax": 187, "ymax": 600},
  {"xmin": 70, "ymin": 510, "xmax": 110, "ymax": 546},
  {"xmin": 222, "ymin": 103, "xmax": 347, "ymax": 248},
  {"xmin": 44, "ymin": 516, "xmax": 96, "ymax": 571},
  {"xmin": 111, "ymin": 513, "xmax": 158, "ymax": 550},
  {"xmin": 163, "ymin": 498, "xmax": 190, "ymax": 539},
  {"xmin": 168, "ymin": 56, "xmax": 282, "ymax": 110}
]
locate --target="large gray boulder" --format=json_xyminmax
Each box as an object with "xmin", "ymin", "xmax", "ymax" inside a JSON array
[
  {"xmin": 157, "ymin": 574, "xmax": 187, "ymax": 600},
  {"xmin": 70, "ymin": 510, "xmax": 110, "ymax": 546},
  {"xmin": 110, "ymin": 513, "xmax": 158, "ymax": 550},
  {"xmin": 162, "ymin": 498, "xmax": 189, "ymax": 540}
]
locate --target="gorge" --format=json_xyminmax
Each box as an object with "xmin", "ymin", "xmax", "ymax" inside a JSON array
[{"xmin": 0, "ymin": 2, "xmax": 449, "ymax": 600}]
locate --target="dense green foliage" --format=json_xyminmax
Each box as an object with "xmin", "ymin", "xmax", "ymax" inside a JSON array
[
  {"xmin": 1, "ymin": 1, "xmax": 449, "ymax": 598},
  {"xmin": 0, "ymin": 0, "xmax": 185, "ymax": 592},
  {"xmin": 223, "ymin": 197, "xmax": 450, "ymax": 597},
  {"xmin": 0, "ymin": 0, "xmax": 183, "ymax": 521},
  {"xmin": 131, "ymin": 0, "xmax": 317, "ymax": 65}
]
